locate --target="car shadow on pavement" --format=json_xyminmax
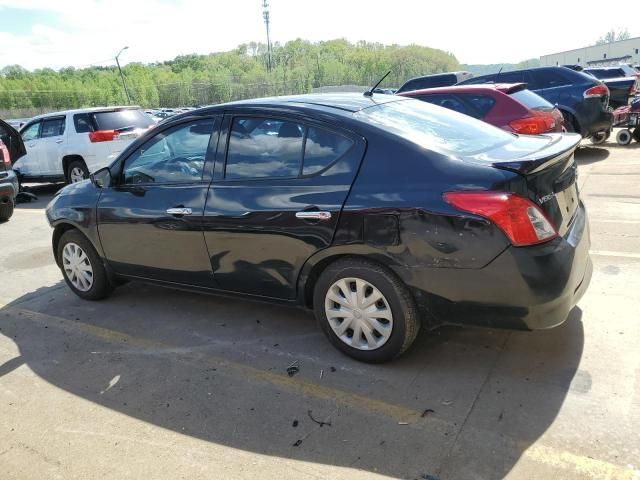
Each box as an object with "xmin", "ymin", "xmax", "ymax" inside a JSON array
[
  {"xmin": 575, "ymin": 146, "xmax": 610, "ymax": 165},
  {"xmin": 0, "ymin": 282, "xmax": 585, "ymax": 479},
  {"xmin": 15, "ymin": 183, "xmax": 65, "ymax": 209}
]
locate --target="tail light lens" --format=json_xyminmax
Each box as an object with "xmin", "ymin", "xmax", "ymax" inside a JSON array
[
  {"xmin": 584, "ymin": 84, "xmax": 609, "ymax": 98},
  {"xmin": 444, "ymin": 191, "xmax": 557, "ymax": 247},
  {"xmin": 509, "ymin": 114, "xmax": 557, "ymax": 135},
  {"xmin": 0, "ymin": 142, "xmax": 10, "ymax": 167},
  {"xmin": 89, "ymin": 130, "xmax": 118, "ymax": 143}
]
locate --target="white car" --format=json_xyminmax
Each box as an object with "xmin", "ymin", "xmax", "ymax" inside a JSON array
[{"xmin": 14, "ymin": 107, "xmax": 154, "ymax": 184}]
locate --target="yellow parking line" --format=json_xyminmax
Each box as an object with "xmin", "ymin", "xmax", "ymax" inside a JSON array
[{"xmin": 1, "ymin": 304, "xmax": 635, "ymax": 479}]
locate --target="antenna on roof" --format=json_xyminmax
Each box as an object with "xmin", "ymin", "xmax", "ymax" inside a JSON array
[
  {"xmin": 495, "ymin": 65, "xmax": 504, "ymax": 83},
  {"xmin": 364, "ymin": 71, "xmax": 391, "ymax": 97}
]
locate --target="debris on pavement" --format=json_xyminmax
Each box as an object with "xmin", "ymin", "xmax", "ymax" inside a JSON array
[
  {"xmin": 307, "ymin": 410, "xmax": 331, "ymax": 427},
  {"xmin": 319, "ymin": 369, "xmax": 324, "ymax": 380},
  {"xmin": 398, "ymin": 422, "xmax": 409, "ymax": 425},
  {"xmin": 292, "ymin": 420, "xmax": 298, "ymax": 427},
  {"xmin": 286, "ymin": 360, "xmax": 300, "ymax": 377},
  {"xmin": 330, "ymin": 366, "xmax": 336, "ymax": 372},
  {"xmin": 421, "ymin": 409, "xmax": 435, "ymax": 418},
  {"xmin": 292, "ymin": 439, "xmax": 302, "ymax": 447},
  {"xmin": 441, "ymin": 400, "xmax": 453, "ymax": 406}
]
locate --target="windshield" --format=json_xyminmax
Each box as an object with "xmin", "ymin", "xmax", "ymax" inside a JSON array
[
  {"xmin": 93, "ymin": 109, "xmax": 154, "ymax": 130},
  {"xmin": 355, "ymin": 98, "xmax": 514, "ymax": 156}
]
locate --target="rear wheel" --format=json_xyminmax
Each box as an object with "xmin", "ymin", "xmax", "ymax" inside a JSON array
[
  {"xmin": 57, "ymin": 230, "xmax": 113, "ymax": 300},
  {"xmin": 66, "ymin": 159, "xmax": 89, "ymax": 184},
  {"xmin": 616, "ymin": 129, "xmax": 633, "ymax": 146},
  {"xmin": 590, "ymin": 131, "xmax": 608, "ymax": 145},
  {"xmin": 313, "ymin": 258, "xmax": 420, "ymax": 363},
  {"xmin": 0, "ymin": 196, "xmax": 14, "ymax": 222},
  {"xmin": 561, "ymin": 111, "xmax": 578, "ymax": 134}
]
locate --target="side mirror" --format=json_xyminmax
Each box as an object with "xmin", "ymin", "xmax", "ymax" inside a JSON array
[{"xmin": 91, "ymin": 167, "xmax": 113, "ymax": 188}]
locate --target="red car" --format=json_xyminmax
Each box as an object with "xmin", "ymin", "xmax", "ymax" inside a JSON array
[{"xmin": 398, "ymin": 83, "xmax": 564, "ymax": 135}]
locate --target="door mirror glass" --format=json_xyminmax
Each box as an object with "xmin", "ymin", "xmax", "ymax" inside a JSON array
[{"xmin": 91, "ymin": 167, "xmax": 112, "ymax": 188}]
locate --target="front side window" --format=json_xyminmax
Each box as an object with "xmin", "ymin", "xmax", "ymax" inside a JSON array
[
  {"xmin": 21, "ymin": 122, "xmax": 41, "ymax": 142},
  {"xmin": 225, "ymin": 117, "xmax": 304, "ymax": 180},
  {"xmin": 123, "ymin": 119, "xmax": 214, "ymax": 185},
  {"xmin": 40, "ymin": 118, "xmax": 65, "ymax": 138},
  {"xmin": 303, "ymin": 127, "xmax": 353, "ymax": 175}
]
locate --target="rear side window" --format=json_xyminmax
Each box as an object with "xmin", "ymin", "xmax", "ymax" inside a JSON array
[
  {"xmin": 93, "ymin": 109, "xmax": 154, "ymax": 130},
  {"xmin": 417, "ymin": 94, "xmax": 470, "ymax": 116},
  {"xmin": 526, "ymin": 70, "xmax": 570, "ymax": 90},
  {"xmin": 226, "ymin": 117, "xmax": 304, "ymax": 180},
  {"xmin": 74, "ymin": 114, "xmax": 94, "ymax": 133},
  {"xmin": 509, "ymin": 89, "xmax": 554, "ymax": 110},
  {"xmin": 356, "ymin": 99, "xmax": 514, "ymax": 156},
  {"xmin": 303, "ymin": 127, "xmax": 353, "ymax": 175},
  {"xmin": 463, "ymin": 95, "xmax": 496, "ymax": 117},
  {"xmin": 40, "ymin": 118, "xmax": 65, "ymax": 138}
]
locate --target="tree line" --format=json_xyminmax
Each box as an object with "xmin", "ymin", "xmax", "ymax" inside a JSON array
[{"xmin": 0, "ymin": 39, "xmax": 460, "ymax": 118}]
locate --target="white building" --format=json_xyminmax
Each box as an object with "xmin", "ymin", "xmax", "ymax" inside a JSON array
[{"xmin": 540, "ymin": 37, "xmax": 640, "ymax": 68}]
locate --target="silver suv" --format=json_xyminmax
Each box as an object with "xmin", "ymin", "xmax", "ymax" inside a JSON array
[{"xmin": 15, "ymin": 107, "xmax": 154, "ymax": 184}]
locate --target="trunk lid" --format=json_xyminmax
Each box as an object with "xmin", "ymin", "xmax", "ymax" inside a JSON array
[{"xmin": 467, "ymin": 133, "xmax": 582, "ymax": 236}]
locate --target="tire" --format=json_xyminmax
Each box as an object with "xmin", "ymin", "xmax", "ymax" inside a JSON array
[
  {"xmin": 313, "ymin": 258, "xmax": 420, "ymax": 363},
  {"xmin": 616, "ymin": 129, "xmax": 632, "ymax": 146},
  {"xmin": 66, "ymin": 159, "xmax": 89, "ymax": 184},
  {"xmin": 633, "ymin": 127, "xmax": 640, "ymax": 143},
  {"xmin": 57, "ymin": 229, "xmax": 113, "ymax": 300},
  {"xmin": 0, "ymin": 196, "xmax": 14, "ymax": 222},
  {"xmin": 561, "ymin": 111, "xmax": 578, "ymax": 134},
  {"xmin": 590, "ymin": 131, "xmax": 608, "ymax": 145}
]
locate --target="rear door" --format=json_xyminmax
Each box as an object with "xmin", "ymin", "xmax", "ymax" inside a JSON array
[{"xmin": 203, "ymin": 113, "xmax": 366, "ymax": 299}]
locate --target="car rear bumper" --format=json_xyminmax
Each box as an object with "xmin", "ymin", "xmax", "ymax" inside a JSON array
[
  {"xmin": 0, "ymin": 169, "xmax": 19, "ymax": 201},
  {"xmin": 395, "ymin": 202, "xmax": 592, "ymax": 330}
]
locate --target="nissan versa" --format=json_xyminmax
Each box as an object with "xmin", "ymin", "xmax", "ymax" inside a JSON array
[{"xmin": 46, "ymin": 93, "xmax": 592, "ymax": 363}]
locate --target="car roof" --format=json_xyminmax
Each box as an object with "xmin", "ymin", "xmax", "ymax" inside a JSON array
[
  {"xmin": 27, "ymin": 106, "xmax": 142, "ymax": 121},
  {"xmin": 399, "ymin": 83, "xmax": 526, "ymax": 96},
  {"xmin": 200, "ymin": 92, "xmax": 405, "ymax": 114}
]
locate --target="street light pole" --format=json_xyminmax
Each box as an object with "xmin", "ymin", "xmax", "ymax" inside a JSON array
[{"xmin": 115, "ymin": 46, "xmax": 131, "ymax": 105}]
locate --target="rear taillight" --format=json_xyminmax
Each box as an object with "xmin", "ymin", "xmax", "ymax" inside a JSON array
[
  {"xmin": 509, "ymin": 114, "xmax": 557, "ymax": 135},
  {"xmin": 444, "ymin": 191, "xmax": 557, "ymax": 247},
  {"xmin": 583, "ymin": 84, "xmax": 609, "ymax": 98},
  {"xmin": 89, "ymin": 130, "xmax": 118, "ymax": 142},
  {"xmin": 0, "ymin": 142, "xmax": 10, "ymax": 167}
]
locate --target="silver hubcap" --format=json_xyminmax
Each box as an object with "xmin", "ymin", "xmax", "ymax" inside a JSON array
[
  {"xmin": 324, "ymin": 277, "xmax": 393, "ymax": 351},
  {"xmin": 70, "ymin": 167, "xmax": 86, "ymax": 183},
  {"xmin": 62, "ymin": 242, "xmax": 93, "ymax": 292}
]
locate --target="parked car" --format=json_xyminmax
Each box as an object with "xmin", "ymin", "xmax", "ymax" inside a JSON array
[
  {"xmin": 46, "ymin": 93, "xmax": 591, "ymax": 363},
  {"xmin": 398, "ymin": 83, "xmax": 564, "ymax": 135},
  {"xmin": 0, "ymin": 119, "xmax": 26, "ymax": 221},
  {"xmin": 396, "ymin": 71, "xmax": 474, "ymax": 93},
  {"xmin": 584, "ymin": 67, "xmax": 638, "ymax": 108},
  {"xmin": 14, "ymin": 107, "xmax": 154, "ymax": 184},
  {"xmin": 457, "ymin": 67, "xmax": 613, "ymax": 140}
]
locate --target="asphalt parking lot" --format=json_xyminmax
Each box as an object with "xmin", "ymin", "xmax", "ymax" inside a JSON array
[{"xmin": 1, "ymin": 140, "xmax": 639, "ymax": 480}]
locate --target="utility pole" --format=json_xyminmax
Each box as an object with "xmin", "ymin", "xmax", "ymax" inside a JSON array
[
  {"xmin": 115, "ymin": 46, "xmax": 131, "ymax": 104},
  {"xmin": 262, "ymin": 0, "xmax": 272, "ymax": 72}
]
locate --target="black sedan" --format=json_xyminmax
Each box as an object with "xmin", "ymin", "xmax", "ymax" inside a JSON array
[{"xmin": 46, "ymin": 93, "xmax": 592, "ymax": 363}]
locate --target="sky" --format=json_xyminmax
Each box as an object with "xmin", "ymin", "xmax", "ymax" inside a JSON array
[{"xmin": 0, "ymin": 0, "xmax": 635, "ymax": 70}]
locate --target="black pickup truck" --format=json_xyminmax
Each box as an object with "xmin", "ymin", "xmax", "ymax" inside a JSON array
[{"xmin": 585, "ymin": 67, "xmax": 638, "ymax": 108}]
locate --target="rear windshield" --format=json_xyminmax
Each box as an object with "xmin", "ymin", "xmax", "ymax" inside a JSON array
[
  {"xmin": 355, "ymin": 99, "xmax": 514, "ymax": 156},
  {"xmin": 92, "ymin": 109, "xmax": 154, "ymax": 130},
  {"xmin": 509, "ymin": 89, "xmax": 554, "ymax": 110},
  {"xmin": 587, "ymin": 69, "xmax": 625, "ymax": 79}
]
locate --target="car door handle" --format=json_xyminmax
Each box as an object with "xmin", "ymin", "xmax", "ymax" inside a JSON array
[
  {"xmin": 55, "ymin": 139, "xmax": 64, "ymax": 144},
  {"xmin": 295, "ymin": 211, "xmax": 332, "ymax": 221},
  {"xmin": 166, "ymin": 207, "xmax": 192, "ymax": 216},
  {"xmin": 28, "ymin": 143, "xmax": 36, "ymax": 148}
]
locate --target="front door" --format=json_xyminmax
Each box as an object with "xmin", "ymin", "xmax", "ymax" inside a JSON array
[
  {"xmin": 203, "ymin": 114, "xmax": 365, "ymax": 299},
  {"xmin": 97, "ymin": 117, "xmax": 220, "ymax": 286},
  {"xmin": 14, "ymin": 120, "xmax": 43, "ymax": 176}
]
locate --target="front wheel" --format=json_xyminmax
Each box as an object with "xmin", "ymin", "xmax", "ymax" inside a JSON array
[
  {"xmin": 57, "ymin": 230, "xmax": 113, "ymax": 300},
  {"xmin": 0, "ymin": 196, "xmax": 14, "ymax": 222},
  {"xmin": 313, "ymin": 258, "xmax": 420, "ymax": 363},
  {"xmin": 616, "ymin": 129, "xmax": 633, "ymax": 146}
]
